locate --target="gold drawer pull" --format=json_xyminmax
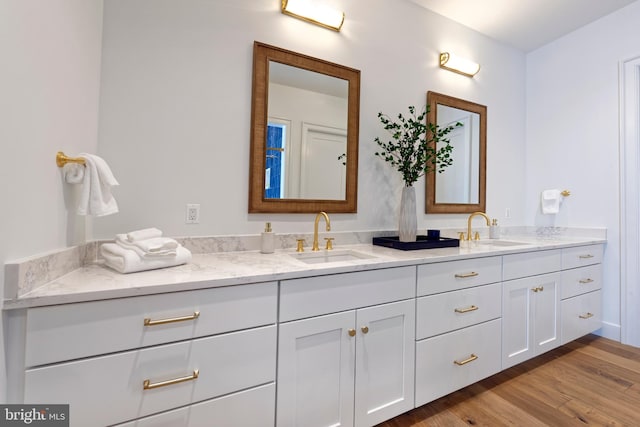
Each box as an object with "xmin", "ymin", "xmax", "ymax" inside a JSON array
[
  {"xmin": 579, "ymin": 312, "xmax": 594, "ymax": 319},
  {"xmin": 579, "ymin": 278, "xmax": 594, "ymax": 284},
  {"xmin": 455, "ymin": 272, "xmax": 479, "ymax": 279},
  {"xmin": 455, "ymin": 305, "xmax": 479, "ymax": 314},
  {"xmin": 144, "ymin": 311, "xmax": 200, "ymax": 326},
  {"xmin": 579, "ymin": 254, "xmax": 594, "ymax": 259},
  {"xmin": 532, "ymin": 286, "xmax": 544, "ymax": 292},
  {"xmin": 143, "ymin": 369, "xmax": 199, "ymax": 390},
  {"xmin": 454, "ymin": 354, "xmax": 478, "ymax": 366}
]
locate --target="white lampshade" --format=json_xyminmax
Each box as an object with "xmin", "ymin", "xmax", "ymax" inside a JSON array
[
  {"xmin": 281, "ymin": 0, "xmax": 345, "ymax": 32},
  {"xmin": 439, "ymin": 52, "xmax": 480, "ymax": 77}
]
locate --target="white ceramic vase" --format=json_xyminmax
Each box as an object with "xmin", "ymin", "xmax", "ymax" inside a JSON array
[{"xmin": 399, "ymin": 186, "xmax": 417, "ymax": 242}]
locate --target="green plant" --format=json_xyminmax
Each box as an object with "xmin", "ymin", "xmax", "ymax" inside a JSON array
[{"xmin": 374, "ymin": 105, "xmax": 460, "ymax": 187}]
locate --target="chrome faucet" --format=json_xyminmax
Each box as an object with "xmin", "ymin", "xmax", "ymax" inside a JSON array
[
  {"xmin": 312, "ymin": 211, "xmax": 331, "ymax": 251},
  {"xmin": 466, "ymin": 211, "xmax": 491, "ymax": 241}
]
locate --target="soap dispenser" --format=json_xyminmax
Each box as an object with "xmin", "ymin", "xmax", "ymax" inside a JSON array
[
  {"xmin": 261, "ymin": 222, "xmax": 275, "ymax": 254},
  {"xmin": 489, "ymin": 218, "xmax": 500, "ymax": 239}
]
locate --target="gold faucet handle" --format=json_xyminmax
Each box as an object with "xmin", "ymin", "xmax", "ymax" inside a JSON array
[
  {"xmin": 296, "ymin": 239, "xmax": 305, "ymax": 252},
  {"xmin": 474, "ymin": 231, "xmax": 481, "ymax": 241},
  {"xmin": 458, "ymin": 232, "xmax": 465, "ymax": 241},
  {"xmin": 324, "ymin": 237, "xmax": 334, "ymax": 250}
]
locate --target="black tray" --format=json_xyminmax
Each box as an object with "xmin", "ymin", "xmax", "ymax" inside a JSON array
[{"xmin": 372, "ymin": 235, "xmax": 460, "ymax": 251}]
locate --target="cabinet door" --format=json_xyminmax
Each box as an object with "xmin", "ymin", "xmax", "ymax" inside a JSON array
[
  {"xmin": 502, "ymin": 273, "xmax": 561, "ymax": 369},
  {"xmin": 277, "ymin": 311, "xmax": 355, "ymax": 427},
  {"xmin": 354, "ymin": 300, "xmax": 415, "ymax": 427}
]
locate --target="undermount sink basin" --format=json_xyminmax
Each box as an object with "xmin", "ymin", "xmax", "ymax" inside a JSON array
[
  {"xmin": 470, "ymin": 240, "xmax": 529, "ymax": 247},
  {"xmin": 290, "ymin": 249, "xmax": 376, "ymax": 265}
]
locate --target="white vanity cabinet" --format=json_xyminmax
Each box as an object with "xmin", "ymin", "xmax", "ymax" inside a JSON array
[
  {"xmin": 18, "ymin": 282, "xmax": 278, "ymax": 427},
  {"xmin": 415, "ymin": 257, "xmax": 503, "ymax": 406},
  {"xmin": 502, "ymin": 250, "xmax": 562, "ymax": 369},
  {"xmin": 277, "ymin": 267, "xmax": 416, "ymax": 427},
  {"xmin": 560, "ymin": 244, "xmax": 604, "ymax": 344}
]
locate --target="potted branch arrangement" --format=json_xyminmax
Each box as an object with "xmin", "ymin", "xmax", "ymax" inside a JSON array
[{"xmin": 374, "ymin": 105, "xmax": 459, "ymax": 242}]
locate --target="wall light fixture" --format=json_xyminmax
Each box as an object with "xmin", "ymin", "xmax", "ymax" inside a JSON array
[
  {"xmin": 439, "ymin": 52, "xmax": 480, "ymax": 77},
  {"xmin": 281, "ymin": 0, "xmax": 345, "ymax": 32}
]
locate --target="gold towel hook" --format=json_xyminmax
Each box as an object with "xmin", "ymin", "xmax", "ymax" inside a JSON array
[
  {"xmin": 56, "ymin": 151, "xmax": 86, "ymax": 168},
  {"xmin": 561, "ymin": 190, "xmax": 571, "ymax": 197}
]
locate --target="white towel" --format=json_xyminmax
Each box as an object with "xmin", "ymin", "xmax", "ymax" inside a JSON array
[
  {"xmin": 77, "ymin": 153, "xmax": 119, "ymax": 217},
  {"xmin": 541, "ymin": 189, "xmax": 562, "ymax": 214},
  {"xmin": 100, "ymin": 243, "xmax": 192, "ymax": 274},
  {"xmin": 63, "ymin": 163, "xmax": 84, "ymax": 184},
  {"xmin": 126, "ymin": 227, "xmax": 163, "ymax": 242},
  {"xmin": 115, "ymin": 234, "xmax": 179, "ymax": 258}
]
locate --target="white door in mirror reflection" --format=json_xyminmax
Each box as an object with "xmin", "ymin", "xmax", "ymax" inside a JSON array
[
  {"xmin": 265, "ymin": 119, "xmax": 291, "ymax": 199},
  {"xmin": 300, "ymin": 123, "xmax": 347, "ymax": 200},
  {"xmin": 436, "ymin": 107, "xmax": 480, "ymax": 204}
]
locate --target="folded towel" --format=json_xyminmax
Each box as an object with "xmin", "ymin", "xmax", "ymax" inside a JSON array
[
  {"xmin": 100, "ymin": 243, "xmax": 192, "ymax": 274},
  {"xmin": 541, "ymin": 189, "xmax": 562, "ymax": 214},
  {"xmin": 77, "ymin": 153, "xmax": 119, "ymax": 217},
  {"xmin": 115, "ymin": 234, "xmax": 179, "ymax": 258},
  {"xmin": 63, "ymin": 163, "xmax": 84, "ymax": 184},
  {"xmin": 126, "ymin": 227, "xmax": 163, "ymax": 242}
]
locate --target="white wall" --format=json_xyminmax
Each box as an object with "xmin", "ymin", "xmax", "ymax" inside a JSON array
[
  {"xmin": 525, "ymin": 0, "xmax": 640, "ymax": 340},
  {"xmin": 94, "ymin": 0, "xmax": 526, "ymax": 239},
  {"xmin": 0, "ymin": 0, "xmax": 104, "ymax": 401}
]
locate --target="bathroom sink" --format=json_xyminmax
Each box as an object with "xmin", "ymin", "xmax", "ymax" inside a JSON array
[
  {"xmin": 471, "ymin": 240, "xmax": 529, "ymax": 247},
  {"xmin": 290, "ymin": 249, "xmax": 376, "ymax": 264}
]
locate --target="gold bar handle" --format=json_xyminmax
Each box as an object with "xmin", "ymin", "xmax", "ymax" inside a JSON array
[
  {"xmin": 579, "ymin": 278, "xmax": 594, "ymax": 284},
  {"xmin": 143, "ymin": 369, "xmax": 199, "ymax": 390},
  {"xmin": 579, "ymin": 254, "xmax": 594, "ymax": 259},
  {"xmin": 454, "ymin": 305, "xmax": 479, "ymax": 314},
  {"xmin": 579, "ymin": 312, "xmax": 594, "ymax": 319},
  {"xmin": 144, "ymin": 311, "xmax": 200, "ymax": 326},
  {"xmin": 454, "ymin": 354, "xmax": 478, "ymax": 366},
  {"xmin": 454, "ymin": 272, "xmax": 479, "ymax": 279}
]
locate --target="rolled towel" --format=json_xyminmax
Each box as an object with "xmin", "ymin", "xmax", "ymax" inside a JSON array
[
  {"xmin": 126, "ymin": 227, "xmax": 163, "ymax": 242},
  {"xmin": 100, "ymin": 243, "xmax": 192, "ymax": 274},
  {"xmin": 115, "ymin": 234, "xmax": 179, "ymax": 258}
]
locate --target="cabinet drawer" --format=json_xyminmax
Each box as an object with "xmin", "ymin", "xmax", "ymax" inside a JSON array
[
  {"xmin": 24, "ymin": 325, "xmax": 276, "ymax": 427},
  {"xmin": 280, "ymin": 267, "xmax": 414, "ymax": 322},
  {"xmin": 562, "ymin": 244, "xmax": 603, "ymax": 269},
  {"xmin": 503, "ymin": 249, "xmax": 561, "ymax": 280},
  {"xmin": 25, "ymin": 282, "xmax": 277, "ymax": 367},
  {"xmin": 561, "ymin": 264, "xmax": 602, "ymax": 299},
  {"xmin": 114, "ymin": 383, "xmax": 275, "ymax": 427},
  {"xmin": 417, "ymin": 257, "xmax": 501, "ymax": 296},
  {"xmin": 416, "ymin": 283, "xmax": 501, "ymax": 339},
  {"xmin": 415, "ymin": 319, "xmax": 501, "ymax": 406},
  {"xmin": 562, "ymin": 290, "xmax": 602, "ymax": 344}
]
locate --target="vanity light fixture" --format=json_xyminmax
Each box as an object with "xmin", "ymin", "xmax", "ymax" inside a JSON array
[
  {"xmin": 281, "ymin": 0, "xmax": 345, "ymax": 32},
  {"xmin": 439, "ymin": 52, "xmax": 480, "ymax": 77}
]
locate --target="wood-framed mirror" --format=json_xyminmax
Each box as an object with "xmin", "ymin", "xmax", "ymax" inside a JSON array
[
  {"xmin": 426, "ymin": 91, "xmax": 487, "ymax": 214},
  {"xmin": 248, "ymin": 41, "xmax": 360, "ymax": 213}
]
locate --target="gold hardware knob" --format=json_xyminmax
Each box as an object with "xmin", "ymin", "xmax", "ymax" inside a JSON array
[
  {"xmin": 454, "ymin": 354, "xmax": 478, "ymax": 366},
  {"xmin": 455, "ymin": 272, "xmax": 479, "ymax": 279},
  {"xmin": 296, "ymin": 239, "xmax": 305, "ymax": 252},
  {"xmin": 325, "ymin": 237, "xmax": 334, "ymax": 250},
  {"xmin": 143, "ymin": 369, "xmax": 199, "ymax": 390},
  {"xmin": 579, "ymin": 312, "xmax": 594, "ymax": 319},
  {"xmin": 144, "ymin": 311, "xmax": 200, "ymax": 326},
  {"xmin": 454, "ymin": 305, "xmax": 479, "ymax": 314},
  {"xmin": 361, "ymin": 326, "xmax": 369, "ymax": 334},
  {"xmin": 539, "ymin": 286, "xmax": 544, "ymax": 292},
  {"xmin": 348, "ymin": 328, "xmax": 356, "ymax": 337},
  {"xmin": 579, "ymin": 254, "xmax": 594, "ymax": 259},
  {"xmin": 579, "ymin": 278, "xmax": 594, "ymax": 284}
]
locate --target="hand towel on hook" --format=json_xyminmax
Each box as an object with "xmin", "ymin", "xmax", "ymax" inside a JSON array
[
  {"xmin": 541, "ymin": 189, "xmax": 562, "ymax": 214},
  {"xmin": 77, "ymin": 153, "xmax": 119, "ymax": 216}
]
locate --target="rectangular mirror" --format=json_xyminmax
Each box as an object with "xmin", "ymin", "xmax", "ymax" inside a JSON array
[
  {"xmin": 249, "ymin": 42, "xmax": 360, "ymax": 213},
  {"xmin": 426, "ymin": 92, "xmax": 487, "ymax": 214}
]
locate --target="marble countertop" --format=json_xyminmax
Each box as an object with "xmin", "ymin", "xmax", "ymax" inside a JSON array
[{"xmin": 4, "ymin": 234, "xmax": 606, "ymax": 310}]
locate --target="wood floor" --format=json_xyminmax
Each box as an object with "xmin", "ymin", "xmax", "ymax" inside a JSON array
[{"xmin": 379, "ymin": 335, "xmax": 640, "ymax": 426}]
